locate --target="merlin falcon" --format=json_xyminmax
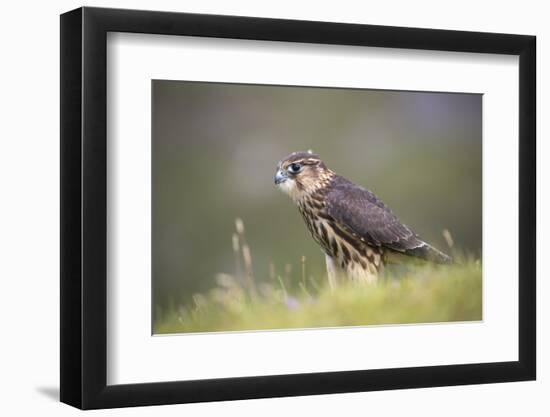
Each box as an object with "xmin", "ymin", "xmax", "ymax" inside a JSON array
[{"xmin": 274, "ymin": 151, "xmax": 451, "ymax": 286}]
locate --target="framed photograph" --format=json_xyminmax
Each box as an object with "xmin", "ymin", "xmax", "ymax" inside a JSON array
[{"xmin": 60, "ymin": 6, "xmax": 536, "ymax": 409}]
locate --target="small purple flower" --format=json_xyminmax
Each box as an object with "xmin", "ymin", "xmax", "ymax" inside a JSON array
[{"xmin": 285, "ymin": 296, "xmax": 300, "ymax": 311}]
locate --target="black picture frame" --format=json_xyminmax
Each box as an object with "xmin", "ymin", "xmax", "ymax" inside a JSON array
[{"xmin": 60, "ymin": 6, "xmax": 536, "ymax": 410}]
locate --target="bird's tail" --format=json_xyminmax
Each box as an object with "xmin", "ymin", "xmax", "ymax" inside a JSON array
[{"xmin": 406, "ymin": 242, "xmax": 453, "ymax": 264}]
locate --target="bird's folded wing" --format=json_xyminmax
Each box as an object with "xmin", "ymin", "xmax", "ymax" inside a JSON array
[{"xmin": 326, "ymin": 181, "xmax": 424, "ymax": 252}]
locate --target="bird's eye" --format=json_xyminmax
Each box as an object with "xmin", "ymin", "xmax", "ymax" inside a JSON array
[{"xmin": 287, "ymin": 163, "xmax": 303, "ymax": 174}]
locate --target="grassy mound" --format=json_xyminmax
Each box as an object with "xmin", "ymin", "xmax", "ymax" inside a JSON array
[{"xmin": 154, "ymin": 260, "xmax": 481, "ymax": 334}]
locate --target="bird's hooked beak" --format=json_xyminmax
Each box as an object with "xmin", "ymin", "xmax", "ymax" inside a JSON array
[{"xmin": 274, "ymin": 169, "xmax": 288, "ymax": 185}]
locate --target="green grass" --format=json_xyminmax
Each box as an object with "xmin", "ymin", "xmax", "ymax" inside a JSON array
[
  {"xmin": 154, "ymin": 220, "xmax": 482, "ymax": 334},
  {"xmin": 155, "ymin": 263, "xmax": 481, "ymax": 334}
]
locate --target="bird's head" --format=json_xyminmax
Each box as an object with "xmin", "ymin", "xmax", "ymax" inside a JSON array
[{"xmin": 274, "ymin": 151, "xmax": 333, "ymax": 201}]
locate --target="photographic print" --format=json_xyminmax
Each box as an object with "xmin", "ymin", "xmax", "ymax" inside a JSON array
[
  {"xmin": 152, "ymin": 80, "xmax": 482, "ymax": 335},
  {"xmin": 60, "ymin": 8, "xmax": 536, "ymax": 407}
]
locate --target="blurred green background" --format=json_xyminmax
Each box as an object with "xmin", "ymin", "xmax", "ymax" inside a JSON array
[{"xmin": 152, "ymin": 80, "xmax": 482, "ymax": 316}]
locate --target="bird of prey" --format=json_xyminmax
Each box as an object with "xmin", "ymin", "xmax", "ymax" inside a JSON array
[{"xmin": 274, "ymin": 151, "xmax": 451, "ymax": 286}]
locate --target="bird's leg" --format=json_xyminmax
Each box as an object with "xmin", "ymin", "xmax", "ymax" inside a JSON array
[{"xmin": 325, "ymin": 254, "xmax": 341, "ymax": 290}]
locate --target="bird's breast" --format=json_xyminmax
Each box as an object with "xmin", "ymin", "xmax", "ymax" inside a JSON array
[{"xmin": 297, "ymin": 197, "xmax": 384, "ymax": 278}]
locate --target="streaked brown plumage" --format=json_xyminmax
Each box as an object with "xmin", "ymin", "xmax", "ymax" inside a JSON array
[{"xmin": 274, "ymin": 151, "xmax": 451, "ymax": 286}]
